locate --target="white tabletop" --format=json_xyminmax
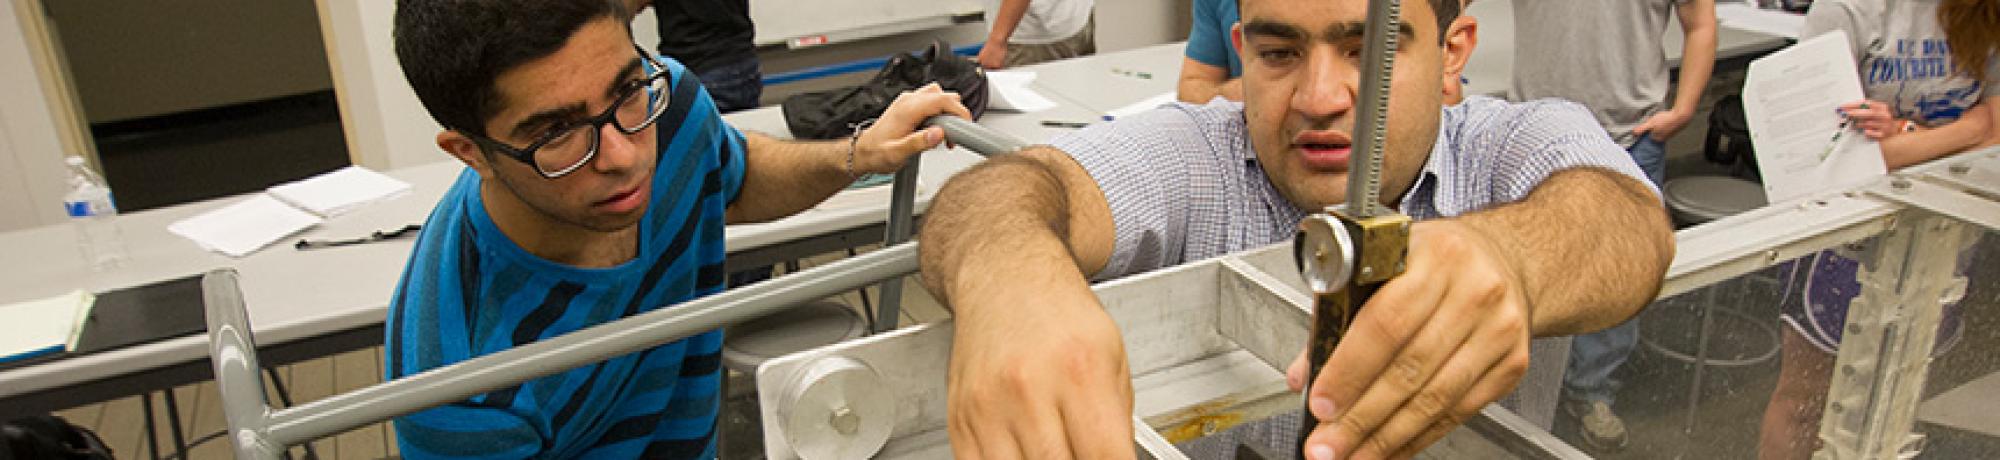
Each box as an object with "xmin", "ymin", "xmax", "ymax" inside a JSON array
[
  {"xmin": 0, "ymin": 94, "xmax": 1098, "ymax": 401},
  {"xmin": 1008, "ymin": 4, "xmax": 1793, "ymax": 113},
  {"xmin": 7, "ymin": 13, "xmax": 1776, "ymax": 404},
  {"xmin": 1020, "ymin": 43, "xmax": 1186, "ymax": 114}
]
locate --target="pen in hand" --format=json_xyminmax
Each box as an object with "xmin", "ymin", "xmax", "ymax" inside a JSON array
[{"xmin": 1820, "ymin": 103, "xmax": 1865, "ymax": 162}]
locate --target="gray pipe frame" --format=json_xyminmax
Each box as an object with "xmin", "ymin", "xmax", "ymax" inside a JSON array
[
  {"xmin": 204, "ymin": 116, "xmax": 1031, "ymax": 456},
  {"xmin": 206, "ymin": 244, "xmax": 919, "ymax": 455},
  {"xmin": 871, "ymin": 115, "xmax": 1026, "ymax": 332},
  {"xmin": 204, "ymin": 270, "xmax": 285, "ymax": 459}
]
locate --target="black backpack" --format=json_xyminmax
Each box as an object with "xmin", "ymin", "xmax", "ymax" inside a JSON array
[
  {"xmin": 782, "ymin": 40, "xmax": 990, "ymax": 140},
  {"xmin": 1, "ymin": 415, "xmax": 113, "ymax": 460}
]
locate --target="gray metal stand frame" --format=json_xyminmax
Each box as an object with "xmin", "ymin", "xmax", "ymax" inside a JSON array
[{"xmin": 203, "ymin": 116, "xmax": 1021, "ymax": 459}]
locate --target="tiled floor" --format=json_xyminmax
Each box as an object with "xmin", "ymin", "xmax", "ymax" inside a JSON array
[{"xmin": 53, "ymin": 348, "xmax": 398, "ymax": 460}]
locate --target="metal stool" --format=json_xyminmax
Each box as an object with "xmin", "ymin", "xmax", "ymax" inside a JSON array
[
  {"xmin": 1649, "ymin": 176, "xmax": 1783, "ymax": 431},
  {"xmin": 718, "ymin": 300, "xmax": 869, "ymax": 457}
]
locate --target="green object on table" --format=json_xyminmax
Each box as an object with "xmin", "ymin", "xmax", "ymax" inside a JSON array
[{"xmin": 847, "ymin": 173, "xmax": 895, "ymax": 189}]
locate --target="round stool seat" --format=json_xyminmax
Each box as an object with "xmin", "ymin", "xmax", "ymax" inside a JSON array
[
  {"xmin": 722, "ymin": 301, "xmax": 868, "ymax": 374},
  {"xmin": 1664, "ymin": 176, "xmax": 1767, "ymax": 225}
]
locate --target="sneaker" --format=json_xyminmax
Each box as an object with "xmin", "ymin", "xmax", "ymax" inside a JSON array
[{"xmin": 1567, "ymin": 400, "xmax": 1629, "ymax": 451}]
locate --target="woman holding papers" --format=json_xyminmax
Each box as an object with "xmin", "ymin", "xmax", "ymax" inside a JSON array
[
  {"xmin": 1759, "ymin": 1, "xmax": 1997, "ymax": 458},
  {"xmin": 1810, "ymin": 0, "xmax": 2000, "ymax": 168}
]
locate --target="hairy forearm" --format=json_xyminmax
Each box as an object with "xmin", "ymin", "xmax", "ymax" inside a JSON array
[
  {"xmin": 725, "ymin": 132, "xmax": 854, "ymax": 223},
  {"xmin": 1453, "ymin": 168, "xmax": 1674, "ymax": 336},
  {"xmin": 1178, "ymin": 59, "xmax": 1240, "ymax": 103},
  {"xmin": 1882, "ymin": 101, "xmax": 1993, "ymax": 169},
  {"xmin": 1673, "ymin": 3, "xmax": 1717, "ymax": 116},
  {"xmin": 919, "ymin": 154, "xmax": 1081, "ymax": 304}
]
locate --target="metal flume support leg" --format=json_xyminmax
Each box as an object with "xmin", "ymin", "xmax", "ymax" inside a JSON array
[
  {"xmin": 874, "ymin": 158, "xmax": 921, "ymax": 333},
  {"xmin": 1813, "ymin": 213, "xmax": 1969, "ymax": 459}
]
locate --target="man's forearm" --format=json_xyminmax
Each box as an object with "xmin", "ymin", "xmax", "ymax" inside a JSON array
[
  {"xmin": 1178, "ymin": 78, "xmax": 1242, "ymax": 104},
  {"xmin": 1454, "ymin": 168, "xmax": 1674, "ymax": 336},
  {"xmin": 1178, "ymin": 77, "xmax": 1224, "ymax": 104},
  {"xmin": 985, "ymin": 0, "xmax": 1031, "ymax": 49},
  {"xmin": 725, "ymin": 132, "xmax": 854, "ymax": 223},
  {"xmin": 1673, "ymin": 1, "xmax": 1717, "ymax": 117},
  {"xmin": 919, "ymin": 154, "xmax": 1081, "ymax": 302}
]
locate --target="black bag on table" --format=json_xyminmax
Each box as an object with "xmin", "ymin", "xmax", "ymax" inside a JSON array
[
  {"xmin": 1, "ymin": 415, "xmax": 113, "ymax": 460},
  {"xmin": 782, "ymin": 39, "xmax": 990, "ymax": 140}
]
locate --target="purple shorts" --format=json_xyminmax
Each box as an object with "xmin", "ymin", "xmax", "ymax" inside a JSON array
[{"xmin": 1776, "ymin": 242, "xmax": 1970, "ymax": 355}]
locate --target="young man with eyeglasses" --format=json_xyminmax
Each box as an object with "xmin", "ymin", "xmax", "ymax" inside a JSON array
[{"xmin": 384, "ymin": 1, "xmax": 970, "ymax": 458}]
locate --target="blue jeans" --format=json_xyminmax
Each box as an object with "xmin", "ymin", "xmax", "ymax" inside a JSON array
[
  {"xmin": 1564, "ymin": 318, "xmax": 1639, "ymax": 404},
  {"xmin": 1561, "ymin": 137, "xmax": 1663, "ymax": 405},
  {"xmin": 695, "ymin": 56, "xmax": 763, "ymax": 114},
  {"xmin": 1627, "ymin": 135, "xmax": 1666, "ymax": 188}
]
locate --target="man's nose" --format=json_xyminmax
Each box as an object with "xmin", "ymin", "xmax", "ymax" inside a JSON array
[
  {"xmin": 1292, "ymin": 48, "xmax": 1356, "ymax": 120},
  {"xmin": 592, "ymin": 123, "xmax": 643, "ymax": 173}
]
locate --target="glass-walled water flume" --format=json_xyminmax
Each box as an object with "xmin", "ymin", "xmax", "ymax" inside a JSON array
[{"xmin": 743, "ymin": 148, "xmax": 2000, "ymax": 459}]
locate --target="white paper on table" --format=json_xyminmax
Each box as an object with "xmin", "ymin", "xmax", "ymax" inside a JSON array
[
  {"xmin": 0, "ymin": 289, "xmax": 94, "ymax": 361},
  {"xmin": 1106, "ymin": 92, "xmax": 1179, "ymax": 119},
  {"xmin": 1716, "ymin": 4, "xmax": 1805, "ymax": 39},
  {"xmin": 168, "ymin": 194, "xmax": 324, "ymax": 258},
  {"xmin": 983, "ymin": 70, "xmax": 1058, "ymax": 113},
  {"xmin": 267, "ymin": 166, "xmax": 413, "ymax": 217},
  {"xmin": 1744, "ymin": 31, "xmax": 1886, "ymax": 204}
]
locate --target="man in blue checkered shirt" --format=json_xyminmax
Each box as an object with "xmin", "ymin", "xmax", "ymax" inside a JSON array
[{"xmin": 917, "ymin": 0, "xmax": 1675, "ymax": 458}]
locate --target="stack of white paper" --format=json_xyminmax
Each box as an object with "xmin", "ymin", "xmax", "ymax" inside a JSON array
[
  {"xmin": 268, "ymin": 166, "xmax": 413, "ymax": 217},
  {"xmin": 169, "ymin": 166, "xmax": 411, "ymax": 257},
  {"xmin": 0, "ymin": 290, "xmax": 95, "ymax": 363},
  {"xmin": 1745, "ymin": 31, "xmax": 1886, "ymax": 204},
  {"xmin": 168, "ymin": 194, "xmax": 324, "ymax": 258},
  {"xmin": 984, "ymin": 71, "xmax": 1058, "ymax": 113}
]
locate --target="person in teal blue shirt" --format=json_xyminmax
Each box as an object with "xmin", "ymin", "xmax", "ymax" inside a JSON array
[
  {"xmin": 384, "ymin": 1, "xmax": 970, "ymax": 458},
  {"xmin": 1177, "ymin": 0, "xmax": 1243, "ymax": 103}
]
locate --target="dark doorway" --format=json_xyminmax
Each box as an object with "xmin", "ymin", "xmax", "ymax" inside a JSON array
[{"xmin": 45, "ymin": 1, "xmax": 350, "ymax": 212}]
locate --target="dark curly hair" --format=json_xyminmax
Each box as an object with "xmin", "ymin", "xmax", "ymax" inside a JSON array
[{"xmin": 393, "ymin": 0, "xmax": 632, "ymax": 136}]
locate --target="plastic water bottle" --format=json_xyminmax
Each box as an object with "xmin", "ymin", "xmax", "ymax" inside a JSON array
[{"xmin": 64, "ymin": 156, "xmax": 127, "ymax": 271}]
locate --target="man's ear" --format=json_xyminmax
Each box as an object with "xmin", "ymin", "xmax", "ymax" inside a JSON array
[
  {"xmin": 1440, "ymin": 15, "xmax": 1478, "ymax": 88},
  {"xmin": 1230, "ymin": 22, "xmax": 1245, "ymax": 60},
  {"xmin": 438, "ymin": 131, "xmax": 494, "ymax": 177}
]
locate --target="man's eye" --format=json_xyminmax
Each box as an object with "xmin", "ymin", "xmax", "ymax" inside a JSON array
[
  {"xmin": 536, "ymin": 123, "xmax": 580, "ymax": 142},
  {"xmin": 1259, "ymin": 48, "xmax": 1301, "ymax": 64}
]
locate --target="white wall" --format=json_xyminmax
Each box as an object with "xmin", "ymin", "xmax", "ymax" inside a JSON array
[
  {"xmin": 318, "ymin": 1, "xmax": 449, "ymax": 172},
  {"xmin": 48, "ymin": 0, "xmax": 333, "ymax": 123},
  {"xmin": 0, "ymin": 3, "xmax": 76, "ymax": 232},
  {"xmin": 0, "ymin": 0, "xmax": 1190, "ymax": 232}
]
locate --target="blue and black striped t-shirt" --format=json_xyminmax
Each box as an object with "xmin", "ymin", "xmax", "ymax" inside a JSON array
[{"xmin": 385, "ymin": 58, "xmax": 747, "ymax": 460}]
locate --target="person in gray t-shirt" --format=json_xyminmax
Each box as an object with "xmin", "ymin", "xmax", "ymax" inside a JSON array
[
  {"xmin": 1508, "ymin": 0, "xmax": 1717, "ymax": 451},
  {"xmin": 917, "ymin": 0, "xmax": 1676, "ymax": 458}
]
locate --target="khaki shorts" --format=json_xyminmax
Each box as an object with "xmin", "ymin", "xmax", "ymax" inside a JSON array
[{"xmin": 1003, "ymin": 14, "xmax": 1096, "ymax": 68}]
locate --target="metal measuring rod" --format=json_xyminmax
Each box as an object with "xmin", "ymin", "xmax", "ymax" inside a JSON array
[{"xmin": 1291, "ymin": 0, "xmax": 1416, "ymax": 451}]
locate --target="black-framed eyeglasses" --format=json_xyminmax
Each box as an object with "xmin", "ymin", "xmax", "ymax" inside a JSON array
[{"xmin": 467, "ymin": 44, "xmax": 673, "ymax": 179}]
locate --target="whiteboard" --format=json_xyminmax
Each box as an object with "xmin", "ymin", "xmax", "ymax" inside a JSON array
[{"xmin": 750, "ymin": 0, "xmax": 984, "ymax": 46}]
